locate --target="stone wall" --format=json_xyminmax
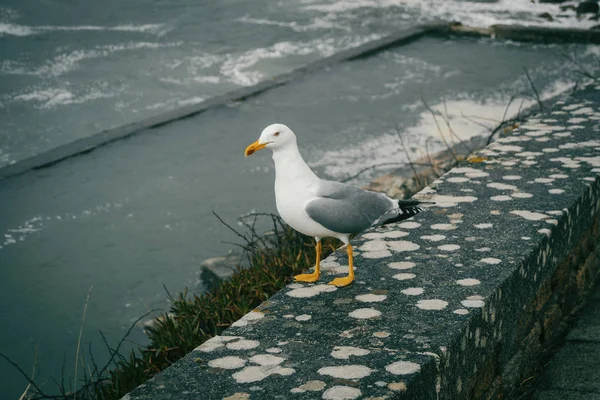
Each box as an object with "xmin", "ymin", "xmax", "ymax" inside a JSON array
[{"xmin": 124, "ymin": 84, "xmax": 600, "ymax": 400}]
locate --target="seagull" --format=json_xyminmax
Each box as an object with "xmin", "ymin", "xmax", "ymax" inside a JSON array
[{"xmin": 245, "ymin": 123, "xmax": 428, "ymax": 287}]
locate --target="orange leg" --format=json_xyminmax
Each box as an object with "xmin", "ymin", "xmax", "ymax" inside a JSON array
[
  {"xmin": 328, "ymin": 244, "xmax": 354, "ymax": 287},
  {"xmin": 294, "ymin": 241, "xmax": 321, "ymax": 283}
]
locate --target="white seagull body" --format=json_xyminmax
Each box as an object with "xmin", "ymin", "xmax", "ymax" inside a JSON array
[{"xmin": 245, "ymin": 123, "xmax": 427, "ymax": 286}]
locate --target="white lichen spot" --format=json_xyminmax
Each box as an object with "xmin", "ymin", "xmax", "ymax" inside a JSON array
[
  {"xmin": 290, "ymin": 380, "xmax": 326, "ymax": 394},
  {"xmin": 421, "ymin": 234, "xmax": 446, "ymax": 241},
  {"xmin": 546, "ymin": 219, "xmax": 558, "ymax": 226},
  {"xmin": 232, "ymin": 311, "xmax": 265, "ymax": 327},
  {"xmin": 490, "ymin": 144, "xmax": 523, "ymax": 152},
  {"xmin": 393, "ymin": 273, "xmax": 416, "ymax": 281},
  {"xmin": 355, "ymin": 293, "xmax": 387, "ymax": 302},
  {"xmin": 287, "ymin": 284, "xmax": 337, "ymax": 298},
  {"xmin": 457, "ymin": 278, "xmax": 480, "ymax": 286},
  {"xmin": 362, "ymin": 250, "xmax": 392, "ymax": 259},
  {"xmin": 387, "ymin": 240, "xmax": 420, "ymax": 252},
  {"xmin": 208, "ymin": 356, "xmax": 247, "ymax": 370},
  {"xmin": 249, "ymin": 354, "xmax": 285, "ymax": 366},
  {"xmin": 416, "ymin": 299, "xmax": 448, "ymax": 310},
  {"xmin": 295, "ymin": 314, "xmax": 312, "ymax": 321},
  {"xmin": 362, "ymin": 232, "xmax": 385, "ymax": 240},
  {"xmin": 438, "ymin": 244, "xmax": 460, "ymax": 251},
  {"xmin": 461, "ymin": 299, "xmax": 485, "ymax": 308},
  {"xmin": 511, "ymin": 192, "xmax": 533, "ymax": 198},
  {"xmin": 227, "ymin": 340, "xmax": 260, "ymax": 351},
  {"xmin": 487, "ymin": 182, "xmax": 517, "ymax": 190},
  {"xmin": 476, "ymin": 247, "xmax": 491, "ymax": 252},
  {"xmin": 223, "ymin": 393, "xmax": 250, "ymax": 400},
  {"xmin": 388, "ymin": 382, "xmax": 408, "ymax": 392},
  {"xmin": 385, "ymin": 360, "xmax": 421, "ymax": 375},
  {"xmin": 466, "ymin": 171, "xmax": 490, "ymax": 178},
  {"xmin": 360, "ymin": 240, "xmax": 388, "ymax": 252},
  {"xmin": 453, "ymin": 309, "xmax": 469, "ymax": 315},
  {"xmin": 535, "ymin": 178, "xmax": 554, "ymax": 183},
  {"xmin": 510, "ymin": 210, "xmax": 548, "ymax": 221},
  {"xmin": 549, "ymin": 189, "xmax": 565, "ymax": 194},
  {"xmin": 384, "ymin": 231, "xmax": 409, "ymax": 238},
  {"xmin": 474, "ymin": 223, "xmax": 493, "ymax": 229},
  {"xmin": 388, "ymin": 261, "xmax": 416, "ymax": 270},
  {"xmin": 322, "ymin": 386, "xmax": 361, "ymax": 400},
  {"xmin": 431, "ymin": 224, "xmax": 457, "ymax": 231},
  {"xmin": 331, "ymin": 346, "xmax": 371, "ymax": 360},
  {"xmin": 402, "ymin": 287, "xmax": 424, "ymax": 296},
  {"xmin": 195, "ymin": 335, "xmax": 242, "ymax": 352},
  {"xmin": 349, "ymin": 308, "xmax": 381, "ymax": 319},
  {"xmin": 430, "ymin": 195, "xmax": 478, "ymax": 207},
  {"xmin": 549, "ymin": 174, "xmax": 568, "ymax": 179},
  {"xmin": 398, "ymin": 221, "xmax": 421, "ymax": 229},
  {"xmin": 266, "ymin": 348, "xmax": 281, "ymax": 354},
  {"xmin": 232, "ymin": 365, "xmax": 295, "ymax": 383},
  {"xmin": 318, "ymin": 365, "xmax": 373, "ymax": 379},
  {"xmin": 490, "ymin": 195, "xmax": 512, "ymax": 202},
  {"xmin": 373, "ymin": 331, "xmax": 391, "ymax": 338},
  {"xmin": 480, "ymin": 257, "xmax": 501, "ymax": 265},
  {"xmin": 447, "ymin": 177, "xmax": 470, "ymax": 183},
  {"xmin": 468, "ymin": 295, "xmax": 485, "ymax": 300},
  {"xmin": 503, "ymin": 175, "xmax": 522, "ymax": 180}
]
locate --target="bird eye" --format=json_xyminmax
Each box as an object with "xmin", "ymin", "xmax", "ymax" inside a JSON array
[{"xmin": 273, "ymin": 131, "xmax": 280, "ymax": 137}]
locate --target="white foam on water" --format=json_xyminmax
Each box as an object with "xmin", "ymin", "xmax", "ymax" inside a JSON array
[
  {"xmin": 13, "ymin": 85, "xmax": 118, "ymax": 109},
  {"xmin": 311, "ymin": 79, "xmax": 574, "ymax": 181},
  {"xmin": 237, "ymin": 15, "xmax": 348, "ymax": 32},
  {"xmin": 0, "ymin": 22, "xmax": 170, "ymax": 37},
  {"xmin": 1, "ymin": 41, "xmax": 183, "ymax": 77},
  {"xmin": 218, "ymin": 34, "xmax": 381, "ymax": 86}
]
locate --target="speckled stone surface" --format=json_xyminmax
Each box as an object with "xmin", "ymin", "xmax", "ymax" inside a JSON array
[{"xmin": 125, "ymin": 84, "xmax": 600, "ymax": 400}]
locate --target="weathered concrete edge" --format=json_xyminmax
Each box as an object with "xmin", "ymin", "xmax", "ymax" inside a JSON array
[
  {"xmin": 429, "ymin": 22, "xmax": 600, "ymax": 44},
  {"xmin": 0, "ymin": 24, "xmax": 435, "ymax": 180}
]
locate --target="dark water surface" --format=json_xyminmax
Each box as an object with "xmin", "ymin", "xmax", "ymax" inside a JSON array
[{"xmin": 1, "ymin": 0, "xmax": 599, "ymax": 398}]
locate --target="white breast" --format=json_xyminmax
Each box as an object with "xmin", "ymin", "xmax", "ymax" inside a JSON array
[{"xmin": 275, "ymin": 182, "xmax": 337, "ymax": 238}]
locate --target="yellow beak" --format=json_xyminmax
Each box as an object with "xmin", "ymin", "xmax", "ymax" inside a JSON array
[{"xmin": 245, "ymin": 140, "xmax": 268, "ymax": 156}]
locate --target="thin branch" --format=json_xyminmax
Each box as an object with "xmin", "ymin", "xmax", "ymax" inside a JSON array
[
  {"xmin": 73, "ymin": 286, "xmax": 93, "ymax": 396},
  {"xmin": 0, "ymin": 352, "xmax": 50, "ymax": 398},
  {"xmin": 523, "ymin": 67, "xmax": 545, "ymax": 111}
]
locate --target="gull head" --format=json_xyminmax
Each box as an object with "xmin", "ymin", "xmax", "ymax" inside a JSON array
[{"xmin": 245, "ymin": 123, "xmax": 296, "ymax": 156}]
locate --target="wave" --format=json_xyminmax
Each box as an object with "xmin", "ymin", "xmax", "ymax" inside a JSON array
[
  {"xmin": 13, "ymin": 86, "xmax": 117, "ymax": 109},
  {"xmin": 0, "ymin": 22, "xmax": 170, "ymax": 37},
  {"xmin": 1, "ymin": 41, "xmax": 183, "ymax": 77},
  {"xmin": 237, "ymin": 15, "xmax": 349, "ymax": 32},
  {"xmin": 302, "ymin": 0, "xmax": 598, "ymax": 30},
  {"xmin": 219, "ymin": 34, "xmax": 381, "ymax": 86}
]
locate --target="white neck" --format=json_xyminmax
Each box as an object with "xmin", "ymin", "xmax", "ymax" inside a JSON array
[{"xmin": 272, "ymin": 143, "xmax": 319, "ymax": 188}]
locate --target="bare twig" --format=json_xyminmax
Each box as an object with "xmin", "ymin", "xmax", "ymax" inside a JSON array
[
  {"xmin": 421, "ymin": 95, "xmax": 459, "ymax": 162},
  {"xmin": 523, "ymin": 67, "xmax": 545, "ymax": 111},
  {"xmin": 0, "ymin": 352, "xmax": 50, "ymax": 399}
]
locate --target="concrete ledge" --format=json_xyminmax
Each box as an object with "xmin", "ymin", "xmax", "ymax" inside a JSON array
[
  {"xmin": 431, "ymin": 22, "xmax": 600, "ymax": 44},
  {"xmin": 125, "ymin": 84, "xmax": 600, "ymax": 399}
]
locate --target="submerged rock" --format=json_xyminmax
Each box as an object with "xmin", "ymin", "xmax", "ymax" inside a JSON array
[
  {"xmin": 577, "ymin": 1, "xmax": 599, "ymax": 16},
  {"xmin": 538, "ymin": 12, "xmax": 554, "ymax": 21},
  {"xmin": 200, "ymin": 252, "xmax": 242, "ymax": 290}
]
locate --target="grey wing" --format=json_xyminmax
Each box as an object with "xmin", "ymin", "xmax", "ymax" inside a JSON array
[{"xmin": 305, "ymin": 181, "xmax": 394, "ymax": 234}]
